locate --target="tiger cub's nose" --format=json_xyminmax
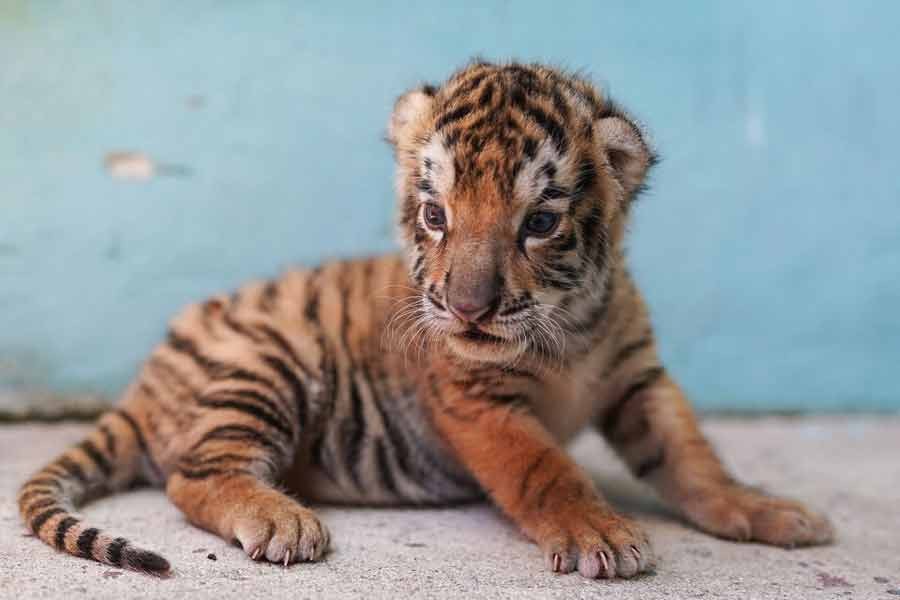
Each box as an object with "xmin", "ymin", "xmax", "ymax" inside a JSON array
[
  {"xmin": 448, "ymin": 300, "xmax": 493, "ymax": 323},
  {"xmin": 447, "ymin": 278, "xmax": 499, "ymax": 324}
]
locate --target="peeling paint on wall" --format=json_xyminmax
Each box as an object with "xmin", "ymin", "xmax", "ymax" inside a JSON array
[{"xmin": 104, "ymin": 152, "xmax": 192, "ymax": 181}]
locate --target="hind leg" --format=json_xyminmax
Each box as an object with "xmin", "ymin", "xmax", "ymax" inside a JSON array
[{"xmin": 166, "ymin": 413, "xmax": 329, "ymax": 565}]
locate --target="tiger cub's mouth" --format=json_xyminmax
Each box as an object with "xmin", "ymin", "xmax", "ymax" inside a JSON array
[{"xmin": 456, "ymin": 327, "xmax": 506, "ymax": 345}]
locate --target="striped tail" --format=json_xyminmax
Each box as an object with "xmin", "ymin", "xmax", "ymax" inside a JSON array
[{"xmin": 17, "ymin": 409, "xmax": 171, "ymax": 576}]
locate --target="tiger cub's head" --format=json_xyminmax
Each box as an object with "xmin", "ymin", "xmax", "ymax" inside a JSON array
[{"xmin": 388, "ymin": 61, "xmax": 655, "ymax": 364}]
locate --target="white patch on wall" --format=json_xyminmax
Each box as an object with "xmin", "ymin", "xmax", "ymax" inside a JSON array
[{"xmin": 104, "ymin": 151, "xmax": 191, "ymax": 181}]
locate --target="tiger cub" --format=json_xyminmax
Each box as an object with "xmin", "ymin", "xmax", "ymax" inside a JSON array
[{"xmin": 18, "ymin": 61, "xmax": 833, "ymax": 579}]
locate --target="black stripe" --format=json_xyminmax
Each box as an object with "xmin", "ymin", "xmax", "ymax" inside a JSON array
[
  {"xmin": 56, "ymin": 456, "xmax": 87, "ymax": 484},
  {"xmin": 552, "ymin": 232, "xmax": 578, "ymax": 252},
  {"xmin": 146, "ymin": 356, "xmax": 195, "ymax": 393},
  {"xmin": 416, "ymin": 178, "xmax": 434, "ymax": 195},
  {"xmin": 550, "ymin": 86, "xmax": 571, "ymax": 121},
  {"xmin": 17, "ymin": 488, "xmax": 55, "ymax": 504},
  {"xmin": 523, "ymin": 136, "xmax": 538, "ymax": 159},
  {"xmin": 519, "ymin": 102, "xmax": 568, "ymax": 154},
  {"xmin": 634, "ymin": 449, "xmax": 666, "ymax": 478},
  {"xmin": 221, "ymin": 317, "xmax": 312, "ymax": 429},
  {"xmin": 215, "ymin": 366, "xmax": 281, "ymax": 396},
  {"xmin": 107, "ymin": 537, "xmax": 128, "ymax": 566},
  {"xmin": 138, "ymin": 381, "xmax": 161, "ymax": 403},
  {"xmin": 98, "ymin": 425, "xmax": 116, "ymax": 457},
  {"xmin": 580, "ymin": 204, "xmax": 603, "ymax": 256},
  {"xmin": 310, "ymin": 432, "xmax": 339, "ymax": 484},
  {"xmin": 435, "ymin": 103, "xmax": 474, "ymax": 131},
  {"xmin": 486, "ymin": 393, "xmax": 529, "ymax": 410},
  {"xmin": 519, "ymin": 449, "xmax": 551, "ymax": 501},
  {"xmin": 304, "ymin": 269, "xmax": 321, "ymax": 322},
  {"xmin": 166, "ymin": 330, "xmax": 218, "ymax": 372},
  {"xmin": 222, "ymin": 311, "xmax": 265, "ymax": 343},
  {"xmin": 54, "ymin": 516, "xmax": 79, "ymax": 549},
  {"xmin": 602, "ymin": 366, "xmax": 665, "ymax": 438},
  {"xmin": 170, "ymin": 330, "xmax": 284, "ymax": 399},
  {"xmin": 478, "ymin": 82, "xmax": 494, "ymax": 107},
  {"xmin": 540, "ymin": 161, "xmax": 557, "ymax": 180},
  {"xmin": 260, "ymin": 354, "xmax": 309, "ymax": 429},
  {"xmin": 606, "ymin": 336, "xmax": 653, "ymax": 376},
  {"xmin": 446, "ymin": 70, "xmax": 487, "ymax": 103},
  {"xmin": 25, "ymin": 498, "xmax": 58, "ymax": 517},
  {"xmin": 30, "ymin": 507, "xmax": 65, "ymax": 533},
  {"xmin": 191, "ymin": 424, "xmax": 282, "ymax": 456},
  {"xmin": 185, "ymin": 452, "xmax": 256, "ymax": 466},
  {"xmin": 412, "ymin": 254, "xmax": 425, "ymax": 284},
  {"xmin": 23, "ymin": 477, "xmax": 62, "ymax": 491},
  {"xmin": 178, "ymin": 466, "xmax": 252, "ymax": 480},
  {"xmin": 259, "ymin": 280, "xmax": 279, "ymax": 312},
  {"xmin": 113, "ymin": 409, "xmax": 163, "ymax": 480},
  {"xmin": 217, "ymin": 386, "xmax": 291, "ymax": 431},
  {"xmin": 124, "ymin": 547, "xmax": 170, "ymax": 574},
  {"xmin": 256, "ymin": 324, "xmax": 312, "ymax": 378},
  {"xmin": 504, "ymin": 64, "xmax": 541, "ymax": 90},
  {"xmin": 549, "ymin": 261, "xmax": 582, "ymax": 283},
  {"xmin": 537, "ymin": 264, "xmax": 580, "ymax": 291},
  {"xmin": 197, "ymin": 395, "xmax": 293, "ymax": 438},
  {"xmin": 374, "ymin": 438, "xmax": 398, "ymax": 496},
  {"xmin": 573, "ymin": 157, "xmax": 597, "ymax": 197},
  {"xmin": 76, "ymin": 527, "xmax": 100, "ymax": 558},
  {"xmin": 500, "ymin": 366, "xmax": 539, "ymax": 380},
  {"xmin": 539, "ymin": 184, "xmax": 570, "ymax": 201},
  {"xmin": 79, "ymin": 440, "xmax": 112, "ymax": 478},
  {"xmin": 341, "ymin": 374, "xmax": 368, "ymax": 490},
  {"xmin": 369, "ymin": 395, "xmax": 414, "ymax": 484}
]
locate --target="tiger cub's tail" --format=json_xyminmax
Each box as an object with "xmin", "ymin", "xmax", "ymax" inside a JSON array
[{"xmin": 17, "ymin": 409, "xmax": 171, "ymax": 576}]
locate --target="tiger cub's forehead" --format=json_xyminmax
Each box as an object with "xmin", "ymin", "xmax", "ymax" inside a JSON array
[
  {"xmin": 415, "ymin": 64, "xmax": 598, "ymax": 209},
  {"xmin": 417, "ymin": 133, "xmax": 584, "ymax": 211}
]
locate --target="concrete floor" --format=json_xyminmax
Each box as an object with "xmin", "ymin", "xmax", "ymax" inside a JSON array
[{"xmin": 1, "ymin": 416, "xmax": 898, "ymax": 599}]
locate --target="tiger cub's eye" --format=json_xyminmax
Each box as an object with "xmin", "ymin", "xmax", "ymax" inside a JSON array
[
  {"xmin": 524, "ymin": 211, "xmax": 560, "ymax": 236},
  {"xmin": 423, "ymin": 203, "xmax": 446, "ymax": 230}
]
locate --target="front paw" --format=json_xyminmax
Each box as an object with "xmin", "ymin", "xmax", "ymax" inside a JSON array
[
  {"xmin": 537, "ymin": 504, "xmax": 654, "ymax": 579},
  {"xmin": 682, "ymin": 487, "xmax": 833, "ymax": 548},
  {"xmin": 230, "ymin": 491, "xmax": 330, "ymax": 565}
]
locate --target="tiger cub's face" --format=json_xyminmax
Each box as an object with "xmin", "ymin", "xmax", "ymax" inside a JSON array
[{"xmin": 388, "ymin": 62, "xmax": 654, "ymax": 364}]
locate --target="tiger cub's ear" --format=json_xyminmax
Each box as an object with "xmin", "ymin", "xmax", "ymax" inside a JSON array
[
  {"xmin": 387, "ymin": 85, "xmax": 437, "ymax": 148},
  {"xmin": 595, "ymin": 109, "xmax": 656, "ymax": 201}
]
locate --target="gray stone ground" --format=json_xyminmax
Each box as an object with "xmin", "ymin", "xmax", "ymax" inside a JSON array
[{"xmin": 1, "ymin": 416, "xmax": 898, "ymax": 600}]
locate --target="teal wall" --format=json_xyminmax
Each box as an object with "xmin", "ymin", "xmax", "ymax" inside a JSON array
[{"xmin": 1, "ymin": 2, "xmax": 898, "ymax": 412}]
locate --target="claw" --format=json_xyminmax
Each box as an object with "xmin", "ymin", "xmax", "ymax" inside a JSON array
[
  {"xmin": 284, "ymin": 549, "xmax": 292, "ymax": 567},
  {"xmin": 552, "ymin": 553, "xmax": 561, "ymax": 573},
  {"xmin": 250, "ymin": 547, "xmax": 261, "ymax": 560},
  {"xmin": 599, "ymin": 551, "xmax": 610, "ymax": 577},
  {"xmin": 631, "ymin": 545, "xmax": 641, "ymax": 562}
]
